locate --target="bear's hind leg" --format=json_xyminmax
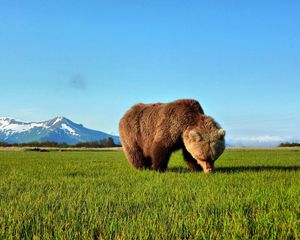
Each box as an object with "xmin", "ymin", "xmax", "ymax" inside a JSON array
[{"xmin": 124, "ymin": 145, "xmax": 151, "ymax": 170}]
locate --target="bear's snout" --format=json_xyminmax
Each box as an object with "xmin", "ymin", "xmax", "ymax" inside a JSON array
[
  {"xmin": 204, "ymin": 166, "xmax": 214, "ymax": 173},
  {"xmin": 204, "ymin": 161, "xmax": 214, "ymax": 173},
  {"xmin": 196, "ymin": 159, "xmax": 214, "ymax": 173}
]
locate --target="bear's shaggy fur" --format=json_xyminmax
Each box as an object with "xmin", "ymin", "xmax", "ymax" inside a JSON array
[{"xmin": 119, "ymin": 99, "xmax": 225, "ymax": 173}]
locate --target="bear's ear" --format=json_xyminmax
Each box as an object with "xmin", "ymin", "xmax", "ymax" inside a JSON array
[
  {"xmin": 218, "ymin": 129, "xmax": 225, "ymax": 137},
  {"xmin": 189, "ymin": 130, "xmax": 202, "ymax": 141}
]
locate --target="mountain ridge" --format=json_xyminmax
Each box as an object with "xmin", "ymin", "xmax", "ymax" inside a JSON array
[{"xmin": 0, "ymin": 116, "xmax": 120, "ymax": 144}]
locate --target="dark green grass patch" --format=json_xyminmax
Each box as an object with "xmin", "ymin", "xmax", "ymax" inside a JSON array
[{"xmin": 0, "ymin": 149, "xmax": 299, "ymax": 239}]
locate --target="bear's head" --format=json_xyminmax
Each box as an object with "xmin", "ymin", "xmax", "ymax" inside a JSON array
[{"xmin": 182, "ymin": 116, "xmax": 225, "ymax": 173}]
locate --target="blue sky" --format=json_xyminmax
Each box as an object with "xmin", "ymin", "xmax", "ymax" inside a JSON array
[{"xmin": 1, "ymin": 1, "xmax": 299, "ymax": 145}]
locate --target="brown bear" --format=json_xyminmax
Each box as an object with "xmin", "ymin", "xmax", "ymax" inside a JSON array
[{"xmin": 119, "ymin": 99, "xmax": 225, "ymax": 173}]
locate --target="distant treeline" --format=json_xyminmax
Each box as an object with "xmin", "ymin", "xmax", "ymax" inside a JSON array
[
  {"xmin": 278, "ymin": 142, "xmax": 300, "ymax": 147},
  {"xmin": 0, "ymin": 137, "xmax": 120, "ymax": 148}
]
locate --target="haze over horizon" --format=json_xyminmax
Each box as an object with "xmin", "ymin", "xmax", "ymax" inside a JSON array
[{"xmin": 1, "ymin": 1, "xmax": 299, "ymax": 146}]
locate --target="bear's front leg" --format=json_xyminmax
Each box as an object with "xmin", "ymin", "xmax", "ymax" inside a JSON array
[
  {"xmin": 182, "ymin": 148, "xmax": 202, "ymax": 171},
  {"xmin": 151, "ymin": 144, "xmax": 171, "ymax": 172}
]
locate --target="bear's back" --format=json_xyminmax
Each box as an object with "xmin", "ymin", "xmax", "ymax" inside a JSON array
[
  {"xmin": 119, "ymin": 103, "xmax": 163, "ymax": 137},
  {"xmin": 119, "ymin": 99, "xmax": 204, "ymax": 148}
]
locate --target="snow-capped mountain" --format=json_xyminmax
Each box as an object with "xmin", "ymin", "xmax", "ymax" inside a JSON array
[{"xmin": 0, "ymin": 116, "xmax": 120, "ymax": 144}]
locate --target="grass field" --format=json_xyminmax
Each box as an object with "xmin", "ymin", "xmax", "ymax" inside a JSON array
[{"xmin": 0, "ymin": 149, "xmax": 299, "ymax": 239}]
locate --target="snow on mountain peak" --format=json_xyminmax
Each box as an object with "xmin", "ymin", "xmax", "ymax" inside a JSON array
[
  {"xmin": 0, "ymin": 117, "xmax": 14, "ymax": 125},
  {"xmin": 0, "ymin": 117, "xmax": 46, "ymax": 136},
  {"xmin": 61, "ymin": 123, "xmax": 79, "ymax": 136},
  {"xmin": 0, "ymin": 117, "xmax": 11, "ymax": 121},
  {"xmin": 0, "ymin": 116, "xmax": 78, "ymax": 136},
  {"xmin": 0, "ymin": 116, "xmax": 120, "ymax": 144},
  {"xmin": 52, "ymin": 116, "xmax": 65, "ymax": 125}
]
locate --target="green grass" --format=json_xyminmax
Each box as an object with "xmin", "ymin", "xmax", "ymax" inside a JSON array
[{"xmin": 0, "ymin": 149, "xmax": 299, "ymax": 239}]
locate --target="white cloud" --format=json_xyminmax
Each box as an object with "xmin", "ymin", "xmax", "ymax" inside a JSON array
[{"xmin": 227, "ymin": 135, "xmax": 296, "ymax": 146}]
